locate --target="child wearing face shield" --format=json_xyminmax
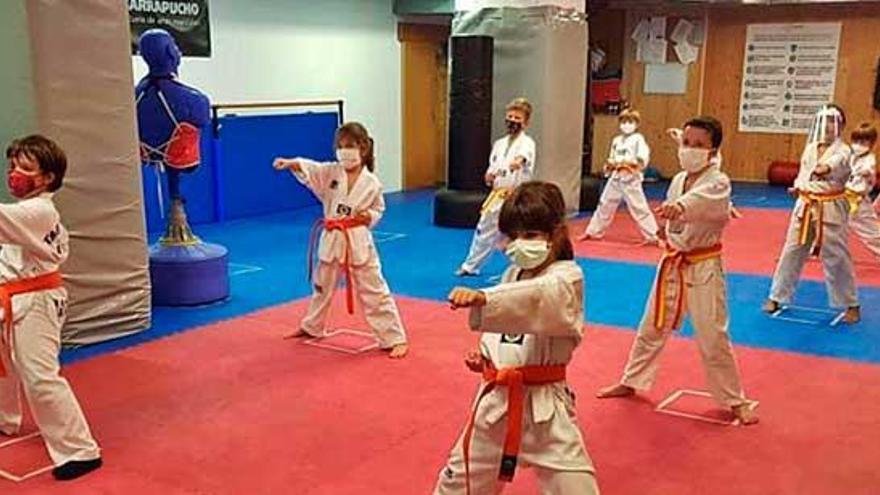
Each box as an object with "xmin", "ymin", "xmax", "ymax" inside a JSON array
[
  {"xmin": 578, "ymin": 109, "xmax": 659, "ymax": 244},
  {"xmin": 456, "ymin": 98, "xmax": 537, "ymax": 277},
  {"xmin": 273, "ymin": 123, "xmax": 408, "ymax": 359},
  {"xmin": 844, "ymin": 122, "xmax": 880, "ymax": 261},
  {"xmin": 764, "ymin": 104, "xmax": 860, "ymax": 323},
  {"xmin": 597, "ymin": 116, "xmax": 758, "ymax": 426},
  {"xmin": 436, "ymin": 182, "xmax": 599, "ymax": 495},
  {"xmin": 0, "ymin": 136, "xmax": 103, "ymax": 481}
]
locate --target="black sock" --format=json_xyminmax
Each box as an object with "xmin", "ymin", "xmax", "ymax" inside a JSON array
[{"xmin": 52, "ymin": 458, "xmax": 103, "ymax": 481}]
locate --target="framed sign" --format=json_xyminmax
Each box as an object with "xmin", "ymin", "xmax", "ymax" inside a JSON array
[
  {"xmin": 129, "ymin": 0, "xmax": 211, "ymax": 57},
  {"xmin": 738, "ymin": 23, "xmax": 841, "ymax": 134}
]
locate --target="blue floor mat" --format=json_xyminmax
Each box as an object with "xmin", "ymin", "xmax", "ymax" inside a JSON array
[{"xmin": 62, "ymin": 186, "xmax": 880, "ymax": 365}]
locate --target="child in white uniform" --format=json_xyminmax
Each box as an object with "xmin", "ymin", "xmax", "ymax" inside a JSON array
[
  {"xmin": 579, "ymin": 109, "xmax": 658, "ymax": 244},
  {"xmin": 0, "ymin": 135, "xmax": 103, "ymax": 480},
  {"xmin": 764, "ymin": 105, "xmax": 860, "ymax": 323},
  {"xmin": 273, "ymin": 123, "xmax": 408, "ymax": 358},
  {"xmin": 844, "ymin": 122, "xmax": 880, "ymax": 261},
  {"xmin": 437, "ymin": 182, "xmax": 599, "ymax": 495},
  {"xmin": 597, "ymin": 116, "xmax": 757, "ymax": 425},
  {"xmin": 457, "ymin": 98, "xmax": 537, "ymax": 277}
]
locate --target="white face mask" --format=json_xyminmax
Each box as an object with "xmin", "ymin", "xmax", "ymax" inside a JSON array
[
  {"xmin": 678, "ymin": 146, "xmax": 711, "ymax": 173},
  {"xmin": 620, "ymin": 122, "xmax": 637, "ymax": 135},
  {"xmin": 505, "ymin": 238, "xmax": 550, "ymax": 270},
  {"xmin": 336, "ymin": 148, "xmax": 362, "ymax": 170},
  {"xmin": 852, "ymin": 143, "xmax": 871, "ymax": 156}
]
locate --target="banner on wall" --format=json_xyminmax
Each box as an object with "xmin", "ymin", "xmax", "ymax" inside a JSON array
[
  {"xmin": 129, "ymin": 0, "xmax": 211, "ymax": 57},
  {"xmin": 738, "ymin": 22, "xmax": 841, "ymax": 134}
]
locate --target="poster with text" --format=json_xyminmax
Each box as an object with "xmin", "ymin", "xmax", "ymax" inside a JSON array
[
  {"xmin": 738, "ymin": 22, "xmax": 840, "ymax": 134},
  {"xmin": 129, "ymin": 0, "xmax": 211, "ymax": 57}
]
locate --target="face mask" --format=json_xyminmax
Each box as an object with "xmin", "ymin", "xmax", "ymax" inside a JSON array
[
  {"xmin": 852, "ymin": 143, "xmax": 870, "ymax": 156},
  {"xmin": 505, "ymin": 238, "xmax": 550, "ymax": 270},
  {"xmin": 7, "ymin": 170, "xmax": 39, "ymax": 198},
  {"xmin": 506, "ymin": 119, "xmax": 523, "ymax": 135},
  {"xmin": 678, "ymin": 147, "xmax": 711, "ymax": 173},
  {"xmin": 336, "ymin": 148, "xmax": 362, "ymax": 170},
  {"xmin": 620, "ymin": 122, "xmax": 637, "ymax": 135}
]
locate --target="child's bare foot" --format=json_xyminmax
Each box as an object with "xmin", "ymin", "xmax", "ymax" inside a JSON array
[
  {"xmin": 762, "ymin": 299, "xmax": 780, "ymax": 314},
  {"xmin": 639, "ymin": 238, "xmax": 660, "ymax": 247},
  {"xmin": 732, "ymin": 402, "xmax": 759, "ymax": 425},
  {"xmin": 844, "ymin": 306, "xmax": 861, "ymax": 324},
  {"xmin": 282, "ymin": 328, "xmax": 315, "ymax": 340},
  {"xmin": 596, "ymin": 383, "xmax": 635, "ymax": 399},
  {"xmin": 388, "ymin": 343, "xmax": 408, "ymax": 359},
  {"xmin": 576, "ymin": 233, "xmax": 598, "ymax": 242}
]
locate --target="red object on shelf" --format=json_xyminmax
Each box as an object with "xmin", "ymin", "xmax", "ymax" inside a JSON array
[
  {"xmin": 592, "ymin": 79, "xmax": 621, "ymax": 108},
  {"xmin": 767, "ymin": 160, "xmax": 799, "ymax": 186}
]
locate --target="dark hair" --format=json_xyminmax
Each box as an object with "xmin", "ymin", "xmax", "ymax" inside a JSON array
[
  {"xmin": 5, "ymin": 134, "xmax": 67, "ymax": 192},
  {"xmin": 851, "ymin": 121, "xmax": 877, "ymax": 144},
  {"xmin": 825, "ymin": 103, "xmax": 847, "ymax": 127},
  {"xmin": 684, "ymin": 116, "xmax": 723, "ymax": 149},
  {"xmin": 498, "ymin": 181, "xmax": 574, "ymax": 261},
  {"xmin": 335, "ymin": 122, "xmax": 375, "ymax": 172}
]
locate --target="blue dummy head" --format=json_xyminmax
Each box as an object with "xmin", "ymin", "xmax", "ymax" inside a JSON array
[{"xmin": 139, "ymin": 29, "xmax": 182, "ymax": 77}]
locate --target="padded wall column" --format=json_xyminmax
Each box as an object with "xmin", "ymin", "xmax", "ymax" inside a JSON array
[{"xmin": 27, "ymin": 0, "xmax": 151, "ymax": 344}]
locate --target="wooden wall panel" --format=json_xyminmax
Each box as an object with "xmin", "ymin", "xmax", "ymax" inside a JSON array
[
  {"xmin": 607, "ymin": 3, "xmax": 880, "ymax": 181},
  {"xmin": 621, "ymin": 7, "xmax": 707, "ymax": 178},
  {"xmin": 703, "ymin": 4, "xmax": 880, "ymax": 181}
]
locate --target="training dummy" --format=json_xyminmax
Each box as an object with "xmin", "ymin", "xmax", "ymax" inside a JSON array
[
  {"xmin": 764, "ymin": 104, "xmax": 860, "ymax": 323},
  {"xmin": 578, "ymin": 109, "xmax": 659, "ymax": 244},
  {"xmin": 135, "ymin": 28, "xmax": 210, "ymax": 245},
  {"xmin": 457, "ymin": 98, "xmax": 537, "ymax": 277},
  {"xmin": 596, "ymin": 116, "xmax": 758, "ymax": 426},
  {"xmin": 273, "ymin": 123, "xmax": 409, "ymax": 359},
  {"xmin": 435, "ymin": 182, "xmax": 599, "ymax": 495},
  {"xmin": 0, "ymin": 136, "xmax": 103, "ymax": 480},
  {"xmin": 844, "ymin": 122, "xmax": 880, "ymax": 261}
]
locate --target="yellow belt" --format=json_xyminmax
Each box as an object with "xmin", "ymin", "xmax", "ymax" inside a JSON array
[
  {"xmin": 797, "ymin": 191, "xmax": 847, "ymax": 254},
  {"xmin": 481, "ymin": 188, "xmax": 512, "ymax": 214},
  {"xmin": 653, "ymin": 244, "xmax": 723, "ymax": 332}
]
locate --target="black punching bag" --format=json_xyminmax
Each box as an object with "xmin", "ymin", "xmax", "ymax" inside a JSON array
[{"xmin": 434, "ymin": 35, "xmax": 494, "ymax": 228}]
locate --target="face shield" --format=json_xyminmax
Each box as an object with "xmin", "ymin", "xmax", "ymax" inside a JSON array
[{"xmin": 807, "ymin": 105, "xmax": 845, "ymax": 145}]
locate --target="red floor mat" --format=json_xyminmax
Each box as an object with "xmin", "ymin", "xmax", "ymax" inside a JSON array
[{"xmin": 6, "ymin": 297, "xmax": 879, "ymax": 494}]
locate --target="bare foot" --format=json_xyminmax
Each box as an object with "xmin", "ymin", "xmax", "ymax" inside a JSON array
[
  {"xmin": 388, "ymin": 343, "xmax": 408, "ymax": 359},
  {"xmin": 761, "ymin": 299, "xmax": 780, "ymax": 314},
  {"xmin": 732, "ymin": 402, "xmax": 759, "ymax": 426},
  {"xmin": 596, "ymin": 383, "xmax": 635, "ymax": 399},
  {"xmin": 639, "ymin": 238, "xmax": 660, "ymax": 247},
  {"xmin": 282, "ymin": 328, "xmax": 316, "ymax": 340},
  {"xmin": 576, "ymin": 233, "xmax": 598, "ymax": 242},
  {"xmin": 843, "ymin": 306, "xmax": 861, "ymax": 324}
]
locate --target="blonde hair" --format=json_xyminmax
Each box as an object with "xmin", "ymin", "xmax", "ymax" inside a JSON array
[
  {"xmin": 618, "ymin": 109, "xmax": 641, "ymax": 125},
  {"xmin": 506, "ymin": 97, "xmax": 533, "ymax": 121}
]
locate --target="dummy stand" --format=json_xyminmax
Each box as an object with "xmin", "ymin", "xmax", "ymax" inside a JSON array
[
  {"xmin": 655, "ymin": 389, "xmax": 759, "ymax": 427},
  {"xmin": 0, "ymin": 432, "xmax": 54, "ymax": 482},
  {"xmin": 769, "ymin": 305, "xmax": 846, "ymax": 327},
  {"xmin": 301, "ymin": 289, "xmax": 379, "ymax": 355},
  {"xmin": 149, "ymin": 171, "xmax": 230, "ymax": 306}
]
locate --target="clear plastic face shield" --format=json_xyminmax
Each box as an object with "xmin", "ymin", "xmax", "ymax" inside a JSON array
[{"xmin": 807, "ymin": 106, "xmax": 845, "ymax": 145}]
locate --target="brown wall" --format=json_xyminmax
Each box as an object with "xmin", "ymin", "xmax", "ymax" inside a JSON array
[{"xmin": 602, "ymin": 3, "xmax": 880, "ymax": 181}]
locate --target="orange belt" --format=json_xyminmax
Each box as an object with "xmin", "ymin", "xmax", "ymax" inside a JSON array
[
  {"xmin": 480, "ymin": 188, "xmax": 512, "ymax": 214},
  {"xmin": 462, "ymin": 362, "xmax": 567, "ymax": 495},
  {"xmin": 307, "ymin": 217, "xmax": 361, "ymax": 314},
  {"xmin": 0, "ymin": 271, "xmax": 64, "ymax": 376},
  {"xmin": 653, "ymin": 244, "xmax": 723, "ymax": 332},
  {"xmin": 614, "ymin": 163, "xmax": 639, "ymax": 173},
  {"xmin": 797, "ymin": 191, "xmax": 847, "ymax": 254}
]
